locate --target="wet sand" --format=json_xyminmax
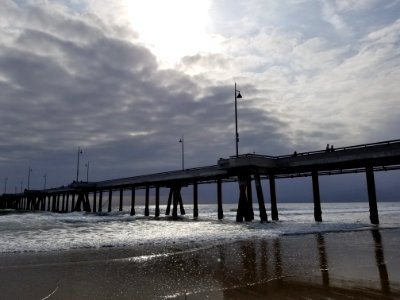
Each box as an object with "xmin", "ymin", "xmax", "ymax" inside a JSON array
[{"xmin": 0, "ymin": 228, "xmax": 399, "ymax": 299}]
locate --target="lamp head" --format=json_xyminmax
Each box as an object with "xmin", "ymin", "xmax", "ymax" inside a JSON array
[{"xmin": 237, "ymin": 92, "xmax": 242, "ymax": 99}]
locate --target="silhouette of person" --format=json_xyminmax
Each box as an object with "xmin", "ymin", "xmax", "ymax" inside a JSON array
[
  {"xmin": 326, "ymin": 144, "xmax": 330, "ymax": 152},
  {"xmin": 330, "ymin": 145, "xmax": 334, "ymax": 152}
]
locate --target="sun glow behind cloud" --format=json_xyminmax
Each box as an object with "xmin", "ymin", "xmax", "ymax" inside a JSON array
[{"xmin": 123, "ymin": 0, "xmax": 221, "ymax": 66}]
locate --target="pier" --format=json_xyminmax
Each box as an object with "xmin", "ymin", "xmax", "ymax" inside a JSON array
[{"xmin": 1, "ymin": 139, "xmax": 400, "ymax": 224}]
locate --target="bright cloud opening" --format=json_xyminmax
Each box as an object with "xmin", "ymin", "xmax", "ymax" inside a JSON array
[{"xmin": 124, "ymin": 0, "xmax": 221, "ymax": 66}]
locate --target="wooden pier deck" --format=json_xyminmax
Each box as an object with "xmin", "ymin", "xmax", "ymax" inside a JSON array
[{"xmin": 2, "ymin": 139, "xmax": 400, "ymax": 224}]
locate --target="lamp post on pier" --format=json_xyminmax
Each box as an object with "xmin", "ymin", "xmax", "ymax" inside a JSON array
[
  {"xmin": 85, "ymin": 161, "xmax": 90, "ymax": 182},
  {"xmin": 76, "ymin": 147, "xmax": 83, "ymax": 182},
  {"xmin": 43, "ymin": 174, "xmax": 47, "ymax": 189},
  {"xmin": 3, "ymin": 177, "xmax": 7, "ymax": 194},
  {"xmin": 27, "ymin": 167, "xmax": 32, "ymax": 190},
  {"xmin": 179, "ymin": 136, "xmax": 184, "ymax": 170},
  {"xmin": 234, "ymin": 82, "xmax": 243, "ymax": 157}
]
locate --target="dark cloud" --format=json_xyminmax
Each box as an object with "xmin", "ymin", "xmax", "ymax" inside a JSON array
[{"xmin": 0, "ymin": 3, "xmax": 289, "ymax": 191}]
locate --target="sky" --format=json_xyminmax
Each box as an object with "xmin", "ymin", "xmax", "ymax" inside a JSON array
[{"xmin": 1, "ymin": 0, "xmax": 399, "ymax": 202}]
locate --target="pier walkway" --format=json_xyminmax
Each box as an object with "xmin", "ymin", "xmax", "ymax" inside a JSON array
[{"xmin": 1, "ymin": 139, "xmax": 400, "ymax": 224}]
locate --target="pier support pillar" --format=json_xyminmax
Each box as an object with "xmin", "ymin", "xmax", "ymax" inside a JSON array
[
  {"xmin": 98, "ymin": 190, "xmax": 103, "ymax": 212},
  {"xmin": 119, "ymin": 188, "xmax": 123, "ymax": 212},
  {"xmin": 145, "ymin": 186, "xmax": 150, "ymax": 216},
  {"xmin": 40, "ymin": 195, "xmax": 46, "ymax": 211},
  {"xmin": 366, "ymin": 165, "xmax": 379, "ymax": 224},
  {"xmin": 61, "ymin": 193, "xmax": 66, "ymax": 212},
  {"xmin": 193, "ymin": 181, "xmax": 198, "ymax": 218},
  {"xmin": 217, "ymin": 179, "xmax": 223, "ymax": 220},
  {"xmin": 47, "ymin": 195, "xmax": 51, "ymax": 211},
  {"xmin": 236, "ymin": 175, "xmax": 253, "ymax": 222},
  {"xmin": 108, "ymin": 189, "xmax": 112, "ymax": 212},
  {"xmin": 178, "ymin": 190, "xmax": 186, "ymax": 215},
  {"xmin": 172, "ymin": 187, "xmax": 180, "ymax": 219},
  {"xmin": 269, "ymin": 174, "xmax": 279, "ymax": 221},
  {"xmin": 65, "ymin": 193, "xmax": 70, "ymax": 212},
  {"xmin": 130, "ymin": 188, "xmax": 135, "ymax": 215},
  {"xmin": 165, "ymin": 189, "xmax": 173, "ymax": 215},
  {"xmin": 84, "ymin": 192, "xmax": 91, "ymax": 212},
  {"xmin": 74, "ymin": 191, "xmax": 91, "ymax": 212},
  {"xmin": 92, "ymin": 191, "xmax": 97, "ymax": 213},
  {"xmin": 71, "ymin": 194, "xmax": 75, "ymax": 212},
  {"xmin": 167, "ymin": 185, "xmax": 185, "ymax": 219},
  {"xmin": 51, "ymin": 194, "xmax": 57, "ymax": 212},
  {"xmin": 312, "ymin": 171, "xmax": 322, "ymax": 222},
  {"xmin": 74, "ymin": 193, "xmax": 82, "ymax": 212},
  {"xmin": 246, "ymin": 179, "xmax": 254, "ymax": 221},
  {"xmin": 155, "ymin": 186, "xmax": 160, "ymax": 217},
  {"xmin": 254, "ymin": 174, "xmax": 268, "ymax": 222},
  {"xmin": 56, "ymin": 194, "xmax": 60, "ymax": 212}
]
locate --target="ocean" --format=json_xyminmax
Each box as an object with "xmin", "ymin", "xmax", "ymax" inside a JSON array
[{"xmin": 1, "ymin": 202, "xmax": 399, "ymax": 253}]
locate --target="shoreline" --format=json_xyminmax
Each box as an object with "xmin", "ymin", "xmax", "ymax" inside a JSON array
[{"xmin": 0, "ymin": 228, "xmax": 399, "ymax": 299}]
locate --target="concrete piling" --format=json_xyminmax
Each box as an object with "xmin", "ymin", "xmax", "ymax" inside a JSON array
[
  {"xmin": 119, "ymin": 188, "xmax": 123, "ymax": 212},
  {"xmin": 92, "ymin": 191, "xmax": 97, "ymax": 213},
  {"xmin": 155, "ymin": 186, "xmax": 160, "ymax": 217},
  {"xmin": 312, "ymin": 170, "xmax": 322, "ymax": 222},
  {"xmin": 98, "ymin": 190, "xmax": 103, "ymax": 212},
  {"xmin": 108, "ymin": 189, "xmax": 112, "ymax": 212},
  {"xmin": 130, "ymin": 187, "xmax": 135, "ymax": 216},
  {"xmin": 193, "ymin": 181, "xmax": 198, "ymax": 218},
  {"xmin": 269, "ymin": 174, "xmax": 279, "ymax": 221},
  {"xmin": 217, "ymin": 179, "xmax": 223, "ymax": 220},
  {"xmin": 254, "ymin": 174, "xmax": 268, "ymax": 222},
  {"xmin": 165, "ymin": 188, "xmax": 172, "ymax": 215},
  {"xmin": 145, "ymin": 185, "xmax": 150, "ymax": 216},
  {"xmin": 366, "ymin": 165, "xmax": 379, "ymax": 224}
]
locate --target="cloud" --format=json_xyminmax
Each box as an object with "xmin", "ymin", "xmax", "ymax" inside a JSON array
[
  {"xmin": 334, "ymin": 0, "xmax": 377, "ymax": 12},
  {"xmin": 0, "ymin": 1, "xmax": 292, "ymax": 189},
  {"xmin": 321, "ymin": 1, "xmax": 354, "ymax": 36}
]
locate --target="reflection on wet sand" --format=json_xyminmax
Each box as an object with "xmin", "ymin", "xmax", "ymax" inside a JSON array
[
  {"xmin": 372, "ymin": 229, "xmax": 390, "ymax": 294},
  {"xmin": 0, "ymin": 229, "xmax": 399, "ymax": 299},
  {"xmin": 316, "ymin": 232, "xmax": 330, "ymax": 287},
  {"xmin": 213, "ymin": 230, "xmax": 398, "ymax": 299}
]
